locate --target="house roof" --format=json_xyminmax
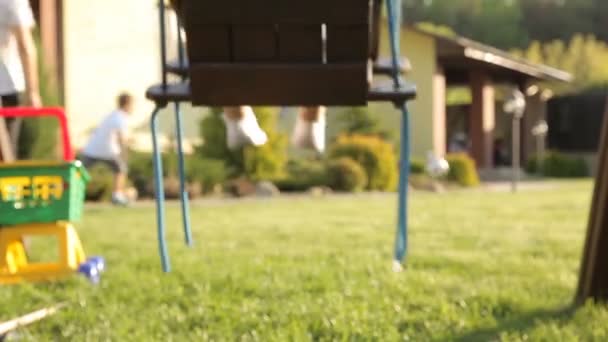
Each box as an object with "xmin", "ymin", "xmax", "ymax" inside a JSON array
[{"xmin": 407, "ymin": 26, "xmax": 573, "ymax": 84}]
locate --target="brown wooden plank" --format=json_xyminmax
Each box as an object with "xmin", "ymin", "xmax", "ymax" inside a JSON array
[
  {"xmin": 278, "ymin": 25, "xmax": 323, "ymax": 63},
  {"xmin": 182, "ymin": 1, "xmax": 233, "ymax": 25},
  {"xmin": 577, "ymin": 96, "xmax": 608, "ymax": 303},
  {"xmin": 370, "ymin": 0, "xmax": 383, "ymax": 60},
  {"xmin": 232, "ymin": 25, "xmax": 277, "ymax": 62},
  {"xmin": 278, "ymin": 0, "xmax": 370, "ymax": 25},
  {"xmin": 187, "ymin": 26, "xmax": 232, "ymax": 63},
  {"xmin": 183, "ymin": 0, "xmax": 370, "ymax": 25},
  {"xmin": 327, "ymin": 25, "xmax": 370, "ymax": 62},
  {"xmin": 189, "ymin": 63, "xmax": 368, "ymax": 106}
]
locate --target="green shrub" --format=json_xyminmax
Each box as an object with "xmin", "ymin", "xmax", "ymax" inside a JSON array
[
  {"xmin": 528, "ymin": 152, "xmax": 589, "ymax": 178},
  {"xmin": 446, "ymin": 153, "xmax": 480, "ymax": 187},
  {"xmin": 85, "ymin": 164, "xmax": 114, "ymax": 201},
  {"xmin": 128, "ymin": 151, "xmax": 155, "ymax": 197},
  {"xmin": 274, "ymin": 158, "xmax": 328, "ymax": 192},
  {"xmin": 128, "ymin": 151, "xmax": 228, "ymax": 197},
  {"xmin": 337, "ymin": 107, "xmax": 392, "ymax": 139},
  {"xmin": 326, "ymin": 157, "xmax": 367, "ymax": 192},
  {"xmin": 199, "ymin": 107, "xmax": 287, "ymax": 181},
  {"xmin": 198, "ymin": 108, "xmax": 241, "ymax": 173},
  {"xmin": 17, "ymin": 33, "xmax": 61, "ymax": 160},
  {"xmin": 410, "ymin": 158, "xmax": 426, "ymax": 174},
  {"xmin": 329, "ymin": 134, "xmax": 397, "ymax": 191},
  {"xmin": 525, "ymin": 156, "xmax": 540, "ymax": 174},
  {"xmin": 186, "ymin": 157, "xmax": 227, "ymax": 192}
]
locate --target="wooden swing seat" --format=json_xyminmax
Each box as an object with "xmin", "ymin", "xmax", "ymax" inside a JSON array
[{"xmin": 147, "ymin": 0, "xmax": 416, "ymax": 107}]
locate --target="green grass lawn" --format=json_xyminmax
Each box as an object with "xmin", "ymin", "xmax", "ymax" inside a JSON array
[{"xmin": 2, "ymin": 180, "xmax": 607, "ymax": 341}]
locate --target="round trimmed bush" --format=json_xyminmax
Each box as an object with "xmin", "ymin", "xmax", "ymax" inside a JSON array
[
  {"xmin": 326, "ymin": 157, "xmax": 367, "ymax": 192},
  {"xmin": 446, "ymin": 153, "xmax": 480, "ymax": 187},
  {"xmin": 329, "ymin": 134, "xmax": 397, "ymax": 191},
  {"xmin": 410, "ymin": 158, "xmax": 426, "ymax": 175},
  {"xmin": 526, "ymin": 152, "xmax": 589, "ymax": 178}
]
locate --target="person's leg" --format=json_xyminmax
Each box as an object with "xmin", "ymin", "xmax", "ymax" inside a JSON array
[
  {"xmin": 81, "ymin": 155, "xmax": 129, "ymax": 205},
  {"xmin": 222, "ymin": 106, "xmax": 268, "ymax": 149},
  {"xmin": 292, "ymin": 106, "xmax": 326, "ymax": 153},
  {"xmin": 1, "ymin": 94, "xmax": 21, "ymax": 159},
  {"xmin": 110, "ymin": 158, "xmax": 129, "ymax": 206},
  {"xmin": 113, "ymin": 172, "xmax": 127, "ymax": 195}
]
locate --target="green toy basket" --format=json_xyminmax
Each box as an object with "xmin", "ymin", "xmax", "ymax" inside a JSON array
[{"xmin": 0, "ymin": 161, "xmax": 90, "ymax": 226}]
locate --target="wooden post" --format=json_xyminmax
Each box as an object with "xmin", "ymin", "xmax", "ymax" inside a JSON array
[
  {"xmin": 577, "ymin": 96, "xmax": 608, "ymax": 303},
  {"xmin": 469, "ymin": 70, "xmax": 495, "ymax": 169}
]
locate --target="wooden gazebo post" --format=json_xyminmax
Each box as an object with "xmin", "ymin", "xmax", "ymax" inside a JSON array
[{"xmin": 577, "ymin": 96, "xmax": 608, "ymax": 303}]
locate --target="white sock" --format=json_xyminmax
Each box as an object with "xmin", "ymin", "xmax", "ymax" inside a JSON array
[
  {"xmin": 292, "ymin": 110, "xmax": 326, "ymax": 153},
  {"xmin": 112, "ymin": 192, "xmax": 127, "ymax": 202},
  {"xmin": 222, "ymin": 107, "xmax": 268, "ymax": 150}
]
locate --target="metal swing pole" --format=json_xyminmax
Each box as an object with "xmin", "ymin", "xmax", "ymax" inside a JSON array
[
  {"xmin": 386, "ymin": 0, "xmax": 411, "ymax": 268},
  {"xmin": 174, "ymin": 101, "xmax": 193, "ymax": 247},
  {"xmin": 152, "ymin": 0, "xmax": 171, "ymax": 272},
  {"xmin": 174, "ymin": 9, "xmax": 193, "ymax": 247},
  {"xmin": 151, "ymin": 105, "xmax": 170, "ymax": 272}
]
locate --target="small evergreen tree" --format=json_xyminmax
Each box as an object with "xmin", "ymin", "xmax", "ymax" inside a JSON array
[
  {"xmin": 242, "ymin": 107, "xmax": 288, "ymax": 181},
  {"xmin": 199, "ymin": 107, "xmax": 287, "ymax": 180},
  {"xmin": 338, "ymin": 107, "xmax": 392, "ymax": 140},
  {"xmin": 17, "ymin": 34, "xmax": 61, "ymax": 160}
]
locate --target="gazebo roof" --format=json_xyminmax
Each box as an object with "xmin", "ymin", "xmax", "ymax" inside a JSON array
[{"xmin": 408, "ymin": 26, "xmax": 573, "ymax": 85}]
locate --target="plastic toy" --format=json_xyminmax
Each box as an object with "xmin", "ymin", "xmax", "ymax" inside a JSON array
[{"xmin": 0, "ymin": 108, "xmax": 102, "ymax": 284}]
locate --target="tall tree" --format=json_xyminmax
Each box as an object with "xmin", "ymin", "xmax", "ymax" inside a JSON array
[{"xmin": 403, "ymin": 0, "xmax": 606, "ymax": 49}]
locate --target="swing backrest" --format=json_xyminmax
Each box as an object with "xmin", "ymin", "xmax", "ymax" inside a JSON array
[{"xmin": 181, "ymin": 0, "xmax": 374, "ymax": 106}]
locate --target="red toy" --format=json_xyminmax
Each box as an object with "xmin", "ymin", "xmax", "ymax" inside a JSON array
[{"xmin": 0, "ymin": 107, "xmax": 74, "ymax": 161}]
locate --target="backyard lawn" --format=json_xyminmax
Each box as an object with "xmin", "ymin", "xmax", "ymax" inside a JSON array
[{"xmin": 2, "ymin": 180, "xmax": 607, "ymax": 341}]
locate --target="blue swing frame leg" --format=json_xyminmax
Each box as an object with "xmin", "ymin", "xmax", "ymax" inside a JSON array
[
  {"xmin": 151, "ymin": 106, "xmax": 171, "ymax": 273},
  {"xmin": 395, "ymin": 105, "xmax": 410, "ymax": 263},
  {"xmin": 386, "ymin": 0, "xmax": 410, "ymax": 264},
  {"xmin": 174, "ymin": 102, "xmax": 193, "ymax": 247}
]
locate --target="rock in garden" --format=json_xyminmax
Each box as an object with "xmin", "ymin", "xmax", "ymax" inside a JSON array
[
  {"xmin": 255, "ymin": 181, "xmax": 280, "ymax": 197},
  {"xmin": 308, "ymin": 186, "xmax": 333, "ymax": 197},
  {"xmin": 228, "ymin": 178, "xmax": 257, "ymax": 197}
]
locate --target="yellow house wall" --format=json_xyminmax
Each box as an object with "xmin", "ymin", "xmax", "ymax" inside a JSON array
[
  {"xmin": 62, "ymin": 0, "xmax": 163, "ymax": 147},
  {"xmin": 379, "ymin": 26, "xmax": 438, "ymax": 159},
  {"xmin": 401, "ymin": 29, "xmax": 437, "ymax": 158}
]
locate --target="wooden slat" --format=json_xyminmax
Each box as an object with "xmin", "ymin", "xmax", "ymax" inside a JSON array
[
  {"xmin": 278, "ymin": 25, "xmax": 323, "ymax": 63},
  {"xmin": 327, "ymin": 25, "xmax": 369, "ymax": 62},
  {"xmin": 370, "ymin": 0, "xmax": 383, "ymax": 60},
  {"xmin": 187, "ymin": 26, "xmax": 232, "ymax": 63},
  {"xmin": 233, "ymin": 25, "xmax": 277, "ymax": 62},
  {"xmin": 189, "ymin": 63, "xmax": 368, "ymax": 106},
  {"xmin": 278, "ymin": 0, "xmax": 370, "ymax": 25},
  {"xmin": 146, "ymin": 78, "xmax": 419, "ymax": 107},
  {"xmin": 577, "ymin": 96, "xmax": 608, "ymax": 303},
  {"xmin": 183, "ymin": 0, "xmax": 370, "ymax": 25},
  {"xmin": 165, "ymin": 56, "xmax": 413, "ymax": 78}
]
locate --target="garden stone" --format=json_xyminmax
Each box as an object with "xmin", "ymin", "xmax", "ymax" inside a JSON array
[
  {"xmin": 255, "ymin": 181, "xmax": 280, "ymax": 197},
  {"xmin": 228, "ymin": 178, "xmax": 257, "ymax": 197},
  {"xmin": 308, "ymin": 186, "xmax": 333, "ymax": 197}
]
